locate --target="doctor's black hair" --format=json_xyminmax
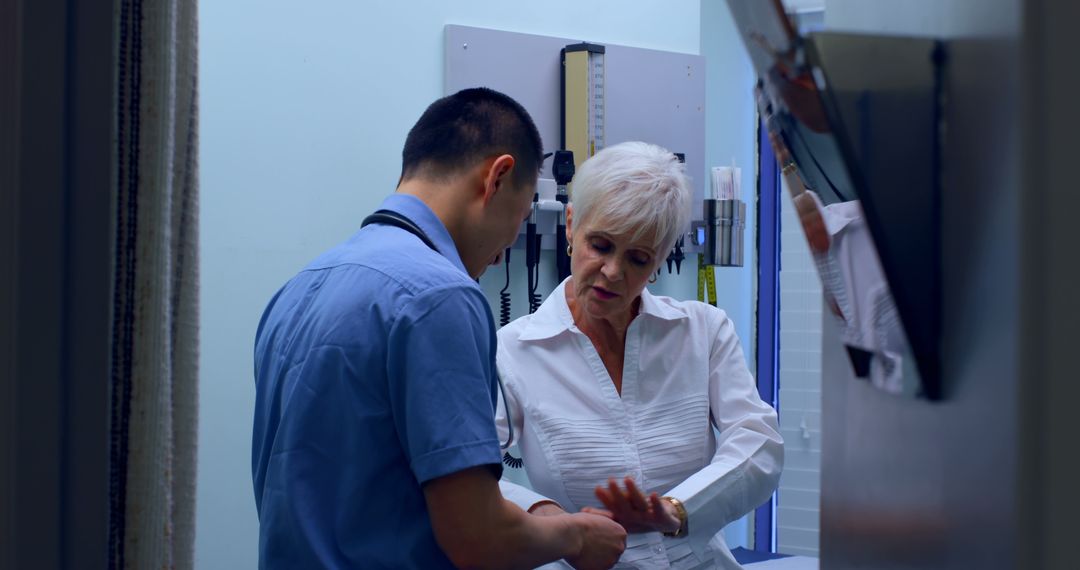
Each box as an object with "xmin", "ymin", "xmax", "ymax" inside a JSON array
[{"xmin": 400, "ymin": 87, "xmax": 544, "ymax": 188}]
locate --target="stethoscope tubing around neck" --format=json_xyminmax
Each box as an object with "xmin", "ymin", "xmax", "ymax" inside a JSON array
[{"xmin": 362, "ymin": 208, "xmax": 517, "ymax": 451}]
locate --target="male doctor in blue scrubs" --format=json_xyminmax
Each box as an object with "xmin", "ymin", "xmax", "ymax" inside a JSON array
[{"xmin": 252, "ymin": 88, "xmax": 626, "ymax": 569}]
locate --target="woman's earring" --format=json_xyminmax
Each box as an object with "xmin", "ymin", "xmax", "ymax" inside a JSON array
[
  {"xmin": 566, "ymin": 244, "xmax": 573, "ymax": 256},
  {"xmin": 649, "ymin": 274, "xmax": 658, "ymax": 284}
]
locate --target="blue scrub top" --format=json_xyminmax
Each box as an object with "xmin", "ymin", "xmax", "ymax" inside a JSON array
[{"xmin": 252, "ymin": 194, "xmax": 503, "ymax": 569}]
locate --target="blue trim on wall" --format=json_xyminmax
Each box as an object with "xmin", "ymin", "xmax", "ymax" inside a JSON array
[{"xmin": 754, "ymin": 119, "xmax": 781, "ymax": 553}]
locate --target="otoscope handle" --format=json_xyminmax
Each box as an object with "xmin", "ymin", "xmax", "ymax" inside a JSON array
[
  {"xmin": 556, "ymin": 225, "xmax": 570, "ymax": 281},
  {"xmin": 525, "ymin": 222, "xmax": 538, "ymax": 268},
  {"xmin": 555, "ymin": 190, "xmax": 571, "ymax": 281}
]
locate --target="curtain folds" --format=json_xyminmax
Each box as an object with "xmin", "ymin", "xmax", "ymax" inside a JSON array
[{"xmin": 110, "ymin": 0, "xmax": 199, "ymax": 568}]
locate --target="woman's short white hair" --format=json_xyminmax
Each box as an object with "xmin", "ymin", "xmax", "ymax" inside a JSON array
[{"xmin": 570, "ymin": 141, "xmax": 693, "ymax": 260}]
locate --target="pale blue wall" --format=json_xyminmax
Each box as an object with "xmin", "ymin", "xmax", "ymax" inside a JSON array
[
  {"xmin": 198, "ymin": 1, "xmax": 761, "ymax": 567},
  {"xmin": 700, "ymin": 0, "xmax": 758, "ymax": 352}
]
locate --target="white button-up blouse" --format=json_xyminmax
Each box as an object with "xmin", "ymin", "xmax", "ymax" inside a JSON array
[{"xmin": 495, "ymin": 280, "xmax": 783, "ymax": 569}]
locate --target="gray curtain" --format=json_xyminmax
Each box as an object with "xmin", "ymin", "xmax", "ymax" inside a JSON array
[{"xmin": 110, "ymin": 0, "xmax": 199, "ymax": 568}]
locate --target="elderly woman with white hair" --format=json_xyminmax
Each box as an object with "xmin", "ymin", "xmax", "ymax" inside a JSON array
[{"xmin": 495, "ymin": 141, "xmax": 783, "ymax": 569}]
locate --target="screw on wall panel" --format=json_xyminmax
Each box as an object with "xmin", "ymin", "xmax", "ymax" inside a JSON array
[{"xmin": 463, "ymin": 43, "xmax": 468, "ymax": 50}]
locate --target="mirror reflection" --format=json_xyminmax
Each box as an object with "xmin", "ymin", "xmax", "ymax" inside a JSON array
[{"xmin": 730, "ymin": 0, "xmax": 925, "ymax": 397}]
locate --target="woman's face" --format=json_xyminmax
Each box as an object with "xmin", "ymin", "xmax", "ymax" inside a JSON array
[{"xmin": 568, "ymin": 213, "xmax": 659, "ymax": 324}]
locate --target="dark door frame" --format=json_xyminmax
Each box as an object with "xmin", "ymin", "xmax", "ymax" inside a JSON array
[
  {"xmin": 1, "ymin": 1, "xmax": 116, "ymax": 567},
  {"xmin": 753, "ymin": 117, "xmax": 781, "ymax": 554}
]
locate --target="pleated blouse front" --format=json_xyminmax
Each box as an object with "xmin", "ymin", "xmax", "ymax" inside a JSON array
[{"xmin": 496, "ymin": 279, "xmax": 784, "ymax": 569}]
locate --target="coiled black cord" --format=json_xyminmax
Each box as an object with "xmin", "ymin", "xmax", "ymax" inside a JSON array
[
  {"xmin": 502, "ymin": 247, "xmax": 526, "ymax": 469},
  {"xmin": 499, "ymin": 248, "xmax": 512, "ymax": 327},
  {"xmin": 528, "ymin": 267, "xmax": 542, "ymax": 314},
  {"xmin": 502, "ymin": 453, "xmax": 524, "ymax": 469},
  {"xmin": 527, "ymin": 238, "xmax": 543, "ymax": 314}
]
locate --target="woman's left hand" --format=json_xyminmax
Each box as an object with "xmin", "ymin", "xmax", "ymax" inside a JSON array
[{"xmin": 584, "ymin": 477, "xmax": 682, "ymax": 535}]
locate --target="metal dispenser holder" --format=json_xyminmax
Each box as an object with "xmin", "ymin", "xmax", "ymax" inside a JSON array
[
  {"xmin": 701, "ymin": 166, "xmax": 745, "ymax": 267},
  {"xmin": 704, "ymin": 198, "xmax": 746, "ymax": 267}
]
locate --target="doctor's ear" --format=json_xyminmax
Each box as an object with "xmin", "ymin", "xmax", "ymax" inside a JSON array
[
  {"xmin": 565, "ymin": 204, "xmax": 574, "ymax": 237},
  {"xmin": 482, "ymin": 154, "xmax": 516, "ymax": 202}
]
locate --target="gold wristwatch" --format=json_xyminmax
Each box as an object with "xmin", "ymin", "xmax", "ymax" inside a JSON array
[{"xmin": 661, "ymin": 496, "xmax": 688, "ymax": 538}]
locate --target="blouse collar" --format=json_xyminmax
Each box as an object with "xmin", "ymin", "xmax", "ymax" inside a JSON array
[{"xmin": 516, "ymin": 277, "xmax": 688, "ymax": 342}]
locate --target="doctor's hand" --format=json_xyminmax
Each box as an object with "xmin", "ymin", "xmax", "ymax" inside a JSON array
[
  {"xmin": 564, "ymin": 511, "xmax": 627, "ymax": 570},
  {"xmin": 528, "ymin": 501, "xmax": 567, "ymax": 517},
  {"xmin": 585, "ymin": 477, "xmax": 682, "ymax": 535}
]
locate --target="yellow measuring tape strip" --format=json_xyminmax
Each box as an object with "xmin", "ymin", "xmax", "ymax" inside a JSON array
[
  {"xmin": 705, "ymin": 262, "xmax": 717, "ymax": 307},
  {"xmin": 697, "ymin": 254, "xmax": 717, "ymax": 307},
  {"xmin": 697, "ymin": 254, "xmax": 706, "ymax": 303}
]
